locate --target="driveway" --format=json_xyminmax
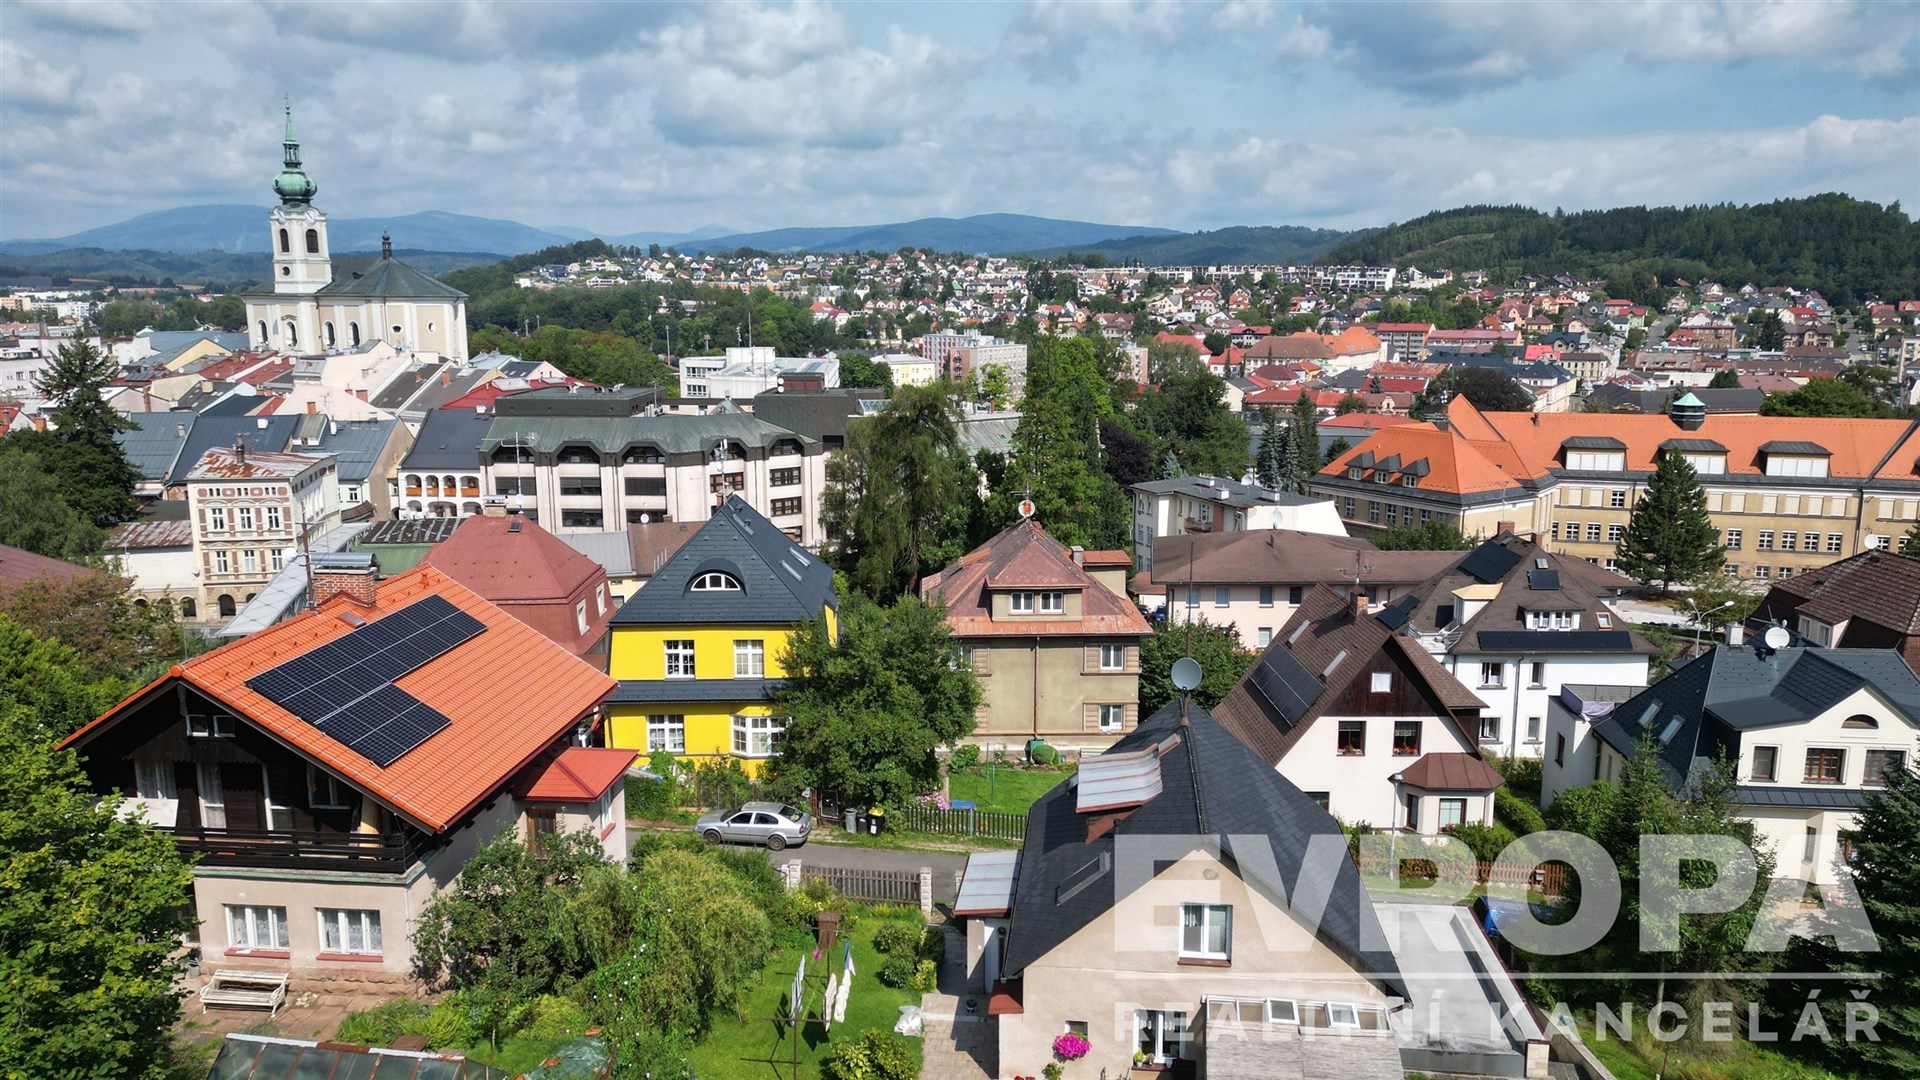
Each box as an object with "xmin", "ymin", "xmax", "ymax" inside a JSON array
[{"xmin": 767, "ymin": 844, "xmax": 970, "ymax": 905}]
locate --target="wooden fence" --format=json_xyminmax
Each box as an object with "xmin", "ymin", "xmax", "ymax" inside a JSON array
[
  {"xmin": 1355, "ymin": 853, "xmax": 1571, "ymax": 897},
  {"xmin": 801, "ymin": 866, "xmax": 922, "ymax": 907},
  {"xmin": 886, "ymin": 803, "xmax": 1026, "ymax": 841}
]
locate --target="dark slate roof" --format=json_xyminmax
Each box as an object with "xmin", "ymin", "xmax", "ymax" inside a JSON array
[
  {"xmin": 168, "ymin": 415, "xmax": 301, "ymax": 485},
  {"xmin": 478, "ymin": 412, "xmax": 814, "ymax": 458},
  {"xmin": 1561, "ymin": 435, "xmax": 1627, "ymax": 450},
  {"xmin": 1733, "ymin": 786, "xmax": 1867, "ymax": 810},
  {"xmin": 1397, "ymin": 534, "xmax": 1657, "ymax": 657},
  {"xmin": 1758, "ymin": 440, "xmax": 1830, "ymax": 455},
  {"xmin": 1659, "ymin": 438, "xmax": 1728, "ymax": 453},
  {"xmin": 304, "ymin": 417, "xmax": 397, "ymax": 484},
  {"xmin": 750, "ymin": 388, "xmax": 886, "ymax": 442},
  {"xmin": 316, "ymin": 255, "xmax": 466, "ymax": 299},
  {"xmin": 400, "ymin": 408, "xmax": 494, "ymax": 470},
  {"xmin": 115, "ymin": 412, "xmax": 196, "ymax": 482},
  {"xmin": 610, "ymin": 495, "xmax": 836, "ymax": 627},
  {"xmin": 1476, "ymin": 630, "xmax": 1636, "ymax": 653},
  {"xmin": 1592, "ymin": 647, "xmax": 1920, "ymax": 790},
  {"xmin": 608, "ymin": 678, "xmax": 783, "ymax": 704},
  {"xmin": 1753, "ymin": 550, "xmax": 1920, "ymax": 638},
  {"xmin": 1000, "ymin": 699, "xmax": 1405, "ymax": 999}
]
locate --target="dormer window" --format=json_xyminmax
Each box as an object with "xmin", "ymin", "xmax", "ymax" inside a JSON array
[
  {"xmin": 691, "ymin": 571, "xmax": 743, "ymax": 592},
  {"xmin": 1348, "ymin": 466, "xmax": 1364, "ymax": 480},
  {"xmin": 1010, "ymin": 591, "xmax": 1064, "ymax": 613},
  {"xmin": 1401, "ymin": 474, "xmax": 1419, "ymax": 488},
  {"xmin": 1525, "ymin": 609, "xmax": 1579, "ymax": 630},
  {"xmin": 1562, "ymin": 436, "xmax": 1627, "ymax": 472}
]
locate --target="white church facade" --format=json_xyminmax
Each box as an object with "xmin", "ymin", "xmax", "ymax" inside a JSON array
[{"xmin": 242, "ymin": 109, "xmax": 469, "ymax": 361}]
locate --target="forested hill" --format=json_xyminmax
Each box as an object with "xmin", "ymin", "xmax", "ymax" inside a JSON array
[
  {"xmin": 1317, "ymin": 195, "xmax": 1919, "ymax": 305},
  {"xmin": 1022, "ymin": 225, "xmax": 1355, "ymax": 266}
]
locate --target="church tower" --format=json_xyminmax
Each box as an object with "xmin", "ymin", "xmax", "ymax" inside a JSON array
[{"xmin": 268, "ymin": 105, "xmax": 332, "ymax": 296}]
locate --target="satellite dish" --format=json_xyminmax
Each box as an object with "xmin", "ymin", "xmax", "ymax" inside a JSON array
[
  {"xmin": 638, "ymin": 513, "xmax": 651, "ymax": 524},
  {"xmin": 1171, "ymin": 657, "xmax": 1203, "ymax": 693},
  {"xmin": 1763, "ymin": 626, "xmax": 1792, "ymax": 650},
  {"xmin": 1017, "ymin": 497, "xmax": 1036, "ymax": 520}
]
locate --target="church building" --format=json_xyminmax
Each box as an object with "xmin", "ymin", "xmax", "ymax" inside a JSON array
[{"xmin": 242, "ymin": 108, "xmax": 470, "ymax": 361}]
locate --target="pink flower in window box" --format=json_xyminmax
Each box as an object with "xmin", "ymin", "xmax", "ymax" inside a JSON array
[{"xmin": 1052, "ymin": 1032, "xmax": 1091, "ymax": 1060}]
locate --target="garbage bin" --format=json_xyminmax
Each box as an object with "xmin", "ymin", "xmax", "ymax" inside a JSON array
[
  {"xmin": 867, "ymin": 807, "xmax": 886, "ymax": 835},
  {"xmin": 846, "ymin": 810, "xmax": 865, "ymax": 835}
]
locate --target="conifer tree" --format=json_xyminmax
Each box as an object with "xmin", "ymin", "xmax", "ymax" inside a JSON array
[
  {"xmin": 1254, "ymin": 409, "xmax": 1284, "ymax": 489},
  {"xmin": 1279, "ymin": 422, "xmax": 1301, "ymax": 494},
  {"xmin": 1617, "ymin": 450, "xmax": 1723, "ymax": 591},
  {"xmin": 1288, "ymin": 394, "xmax": 1319, "ymax": 494}
]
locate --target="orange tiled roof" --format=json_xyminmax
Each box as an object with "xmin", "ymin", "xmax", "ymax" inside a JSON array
[
  {"xmin": 515, "ymin": 746, "xmax": 637, "ymax": 802},
  {"xmin": 64, "ymin": 565, "xmax": 615, "ymax": 833},
  {"xmin": 1323, "ymin": 422, "xmax": 1528, "ymax": 497},
  {"xmin": 924, "ymin": 520, "xmax": 1151, "ymax": 639}
]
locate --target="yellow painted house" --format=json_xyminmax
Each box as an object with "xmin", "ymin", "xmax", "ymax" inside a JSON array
[{"xmin": 604, "ymin": 495, "xmax": 837, "ymax": 771}]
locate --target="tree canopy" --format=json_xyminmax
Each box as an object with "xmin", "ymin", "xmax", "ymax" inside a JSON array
[
  {"xmin": 1133, "ymin": 351, "xmax": 1249, "ymax": 480},
  {"xmin": 1139, "ymin": 616, "xmax": 1256, "ymax": 714},
  {"xmin": 989, "ymin": 336, "xmax": 1130, "ymax": 550},
  {"xmin": 1759, "ymin": 376, "xmax": 1902, "ymax": 419},
  {"xmin": 1415, "ymin": 366, "xmax": 1536, "ymax": 414},
  {"xmin": 1617, "ymin": 450, "xmax": 1724, "ymax": 591},
  {"xmin": 773, "ymin": 591, "xmax": 981, "ymax": 806},
  {"xmin": 820, "ymin": 383, "xmax": 974, "ymax": 598},
  {"xmin": 1372, "ymin": 519, "xmax": 1478, "ymax": 551},
  {"xmin": 19, "ymin": 337, "xmax": 140, "ymax": 526}
]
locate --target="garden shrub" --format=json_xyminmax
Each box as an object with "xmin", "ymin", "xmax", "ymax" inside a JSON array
[
  {"xmin": 1495, "ymin": 788, "xmax": 1547, "ymax": 835},
  {"xmin": 876, "ymin": 954, "xmax": 918, "ymax": 989},
  {"xmin": 626, "ymin": 774, "xmax": 678, "ymax": 820},
  {"xmin": 1443, "ymin": 821, "xmax": 1518, "ymax": 863},
  {"xmin": 950, "ymin": 745, "xmax": 981, "ymax": 771},
  {"xmin": 823, "ymin": 1029, "xmax": 920, "ymax": 1080},
  {"xmin": 871, "ymin": 922, "xmax": 919, "ymax": 957},
  {"xmin": 336, "ymin": 999, "xmax": 429, "ymax": 1047},
  {"xmin": 1029, "ymin": 742, "xmax": 1060, "ymax": 766},
  {"xmin": 911, "ymin": 959, "xmax": 939, "ymax": 992},
  {"xmin": 1494, "ymin": 755, "xmax": 1543, "ymax": 801},
  {"xmin": 916, "ymin": 926, "xmax": 945, "ymax": 966},
  {"xmin": 519, "ymin": 994, "xmax": 590, "ymax": 1041},
  {"xmin": 689, "ymin": 758, "xmax": 753, "ymax": 810}
]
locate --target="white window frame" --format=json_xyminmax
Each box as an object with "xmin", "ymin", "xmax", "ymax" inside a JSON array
[
  {"xmin": 575, "ymin": 599, "xmax": 588, "ymax": 636},
  {"xmin": 1099, "ymin": 644, "xmax": 1126, "ymax": 671},
  {"xmin": 1479, "ymin": 715, "xmax": 1501, "ymax": 743},
  {"xmin": 265, "ymin": 505, "xmax": 283, "ymax": 531},
  {"xmin": 1179, "ymin": 903, "xmax": 1231, "ymax": 961},
  {"xmin": 237, "ymin": 506, "xmax": 255, "ymax": 531},
  {"xmin": 1325, "ymin": 1002, "xmax": 1362, "ymax": 1030},
  {"xmin": 1479, "ymin": 662, "xmax": 1504, "ymax": 688},
  {"xmin": 664, "ymin": 639, "xmax": 696, "ymax": 679},
  {"xmin": 690, "ymin": 571, "xmax": 742, "ymax": 592},
  {"xmin": 208, "ymin": 505, "xmax": 227, "ymax": 531},
  {"xmin": 1011, "ymin": 591, "xmax": 1034, "ymax": 613},
  {"xmin": 1039, "ymin": 591, "xmax": 1065, "ymax": 613},
  {"xmin": 647, "ymin": 714, "xmax": 686, "ymax": 754},
  {"xmin": 317, "ymin": 908, "xmax": 383, "ymax": 955},
  {"xmin": 735, "ymin": 639, "xmax": 766, "ymax": 678},
  {"xmin": 1099, "ymin": 704, "xmax": 1125, "ymax": 732},
  {"xmin": 732, "ymin": 714, "xmax": 785, "ymax": 758},
  {"xmin": 225, "ymin": 904, "xmax": 289, "ymax": 951},
  {"xmin": 1370, "ymin": 671, "xmax": 1392, "ymax": 693},
  {"xmin": 187, "ymin": 713, "xmax": 237, "ymax": 738},
  {"xmin": 213, "ymin": 550, "xmax": 231, "ymax": 574}
]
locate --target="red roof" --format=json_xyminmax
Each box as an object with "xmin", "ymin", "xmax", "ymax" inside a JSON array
[
  {"xmin": 425, "ymin": 514, "xmax": 614, "ymax": 657},
  {"xmin": 924, "ymin": 521, "xmax": 1151, "ymax": 640},
  {"xmin": 1397, "ymin": 752, "xmax": 1505, "ymax": 793},
  {"xmin": 64, "ymin": 565, "xmax": 615, "ymax": 833},
  {"xmin": 0, "ymin": 542, "xmax": 94, "ymax": 596},
  {"xmin": 515, "ymin": 746, "xmax": 637, "ymax": 802}
]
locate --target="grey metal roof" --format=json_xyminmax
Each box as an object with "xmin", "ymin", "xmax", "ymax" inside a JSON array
[
  {"xmin": 316, "ymin": 256, "xmax": 466, "ymax": 299},
  {"xmin": 400, "ymin": 408, "xmax": 494, "ymax": 470},
  {"xmin": 1659, "ymin": 438, "xmax": 1728, "ymax": 453},
  {"xmin": 478, "ymin": 412, "xmax": 815, "ymax": 459},
  {"xmin": 606, "ymin": 678, "xmax": 783, "ymax": 704},
  {"xmin": 168, "ymin": 415, "xmax": 301, "ymax": 484},
  {"xmin": 1758, "ymin": 441, "xmax": 1831, "ymax": 455},
  {"xmin": 610, "ymin": 495, "xmax": 836, "ymax": 627},
  {"xmin": 1734, "ymin": 785, "xmax": 1868, "ymax": 810},
  {"xmin": 1561, "ymin": 435, "xmax": 1628, "ymax": 450},
  {"xmin": 1000, "ymin": 699, "xmax": 1405, "ymax": 998},
  {"xmin": 305, "ymin": 418, "xmax": 398, "ymax": 484},
  {"xmin": 750, "ymin": 388, "xmax": 885, "ymax": 442},
  {"xmin": 139, "ymin": 329, "xmax": 250, "ymax": 355},
  {"xmin": 356, "ymin": 518, "xmax": 461, "ymax": 546},
  {"xmin": 1476, "ymin": 630, "xmax": 1636, "ymax": 653},
  {"xmin": 1129, "ymin": 474, "xmax": 1321, "ymax": 509},
  {"xmin": 953, "ymin": 850, "xmax": 1020, "ymax": 917},
  {"xmin": 557, "ymin": 529, "xmax": 637, "ymax": 577},
  {"xmin": 217, "ymin": 523, "xmax": 369, "ymax": 638},
  {"xmin": 115, "ymin": 413, "xmax": 195, "ymax": 483}
]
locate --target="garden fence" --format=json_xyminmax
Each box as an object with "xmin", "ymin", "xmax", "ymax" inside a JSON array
[
  {"xmin": 801, "ymin": 866, "xmax": 922, "ymax": 906},
  {"xmin": 886, "ymin": 802, "xmax": 1026, "ymax": 841},
  {"xmin": 1354, "ymin": 851, "xmax": 1570, "ymax": 897}
]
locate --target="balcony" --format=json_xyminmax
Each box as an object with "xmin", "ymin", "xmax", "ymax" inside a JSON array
[{"xmin": 170, "ymin": 826, "xmax": 430, "ymax": 874}]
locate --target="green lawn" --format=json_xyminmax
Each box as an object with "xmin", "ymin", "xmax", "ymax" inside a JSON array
[
  {"xmin": 686, "ymin": 911, "xmax": 924, "ymax": 1080},
  {"xmin": 1574, "ymin": 1013, "xmax": 1854, "ymax": 1080},
  {"xmin": 948, "ymin": 765, "xmax": 1072, "ymax": 815}
]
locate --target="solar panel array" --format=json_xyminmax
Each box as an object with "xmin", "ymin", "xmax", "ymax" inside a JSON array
[
  {"xmin": 1247, "ymin": 649, "xmax": 1324, "ymax": 728},
  {"xmin": 1374, "ymin": 594, "xmax": 1418, "ymax": 630},
  {"xmin": 246, "ymin": 595, "xmax": 486, "ymax": 766},
  {"xmin": 1458, "ymin": 543, "xmax": 1522, "ymax": 585},
  {"xmin": 1527, "ymin": 569, "xmax": 1561, "ymax": 591}
]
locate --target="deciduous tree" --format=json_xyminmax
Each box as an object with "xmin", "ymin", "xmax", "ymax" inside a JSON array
[
  {"xmin": 1759, "ymin": 376, "xmax": 1898, "ymax": 419},
  {"xmin": 0, "ymin": 450, "xmax": 102, "ymax": 559},
  {"xmin": 1139, "ymin": 616, "xmax": 1256, "ymax": 714},
  {"xmin": 821, "ymin": 383, "xmax": 973, "ymax": 598}
]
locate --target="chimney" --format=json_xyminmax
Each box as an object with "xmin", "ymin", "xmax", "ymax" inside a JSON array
[
  {"xmin": 306, "ymin": 400, "xmax": 317, "ymax": 415},
  {"xmin": 1352, "ymin": 591, "xmax": 1369, "ymax": 617},
  {"xmin": 482, "ymin": 500, "xmax": 508, "ymax": 518},
  {"xmin": 176, "ymin": 422, "xmax": 187, "ymax": 438},
  {"xmin": 1497, "ymin": 520, "xmax": 1515, "ymax": 535},
  {"xmin": 1071, "ymin": 545, "xmax": 1086, "ymax": 566},
  {"xmin": 232, "ymin": 436, "xmax": 246, "ymax": 466},
  {"xmin": 311, "ymin": 562, "xmax": 378, "ymax": 608},
  {"xmin": 441, "ymin": 369, "xmax": 451, "ymax": 386},
  {"xmin": 255, "ymin": 417, "xmax": 269, "ymax": 430},
  {"xmin": 1430, "ymin": 413, "xmax": 1450, "ymax": 432},
  {"xmin": 1725, "ymin": 623, "xmax": 1745, "ymax": 647}
]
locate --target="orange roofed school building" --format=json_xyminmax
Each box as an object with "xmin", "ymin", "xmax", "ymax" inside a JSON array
[
  {"xmin": 61, "ymin": 562, "xmax": 626, "ymax": 985},
  {"xmin": 923, "ymin": 520, "xmax": 1151, "ymax": 750},
  {"xmin": 1314, "ymin": 394, "xmax": 1920, "ymax": 583}
]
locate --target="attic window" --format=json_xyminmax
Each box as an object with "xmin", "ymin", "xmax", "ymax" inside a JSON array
[
  {"xmin": 691, "ymin": 571, "xmax": 743, "ymax": 592},
  {"xmin": 1842, "ymin": 715, "xmax": 1879, "ymax": 729}
]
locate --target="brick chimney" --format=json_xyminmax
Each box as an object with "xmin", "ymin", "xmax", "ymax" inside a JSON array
[
  {"xmin": 1352, "ymin": 591, "xmax": 1369, "ymax": 617},
  {"xmin": 1496, "ymin": 521, "xmax": 1515, "ymax": 536},
  {"xmin": 312, "ymin": 562, "xmax": 378, "ymax": 608}
]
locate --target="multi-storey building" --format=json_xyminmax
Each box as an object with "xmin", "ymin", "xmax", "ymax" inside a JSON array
[
  {"xmin": 603, "ymin": 496, "xmax": 836, "ymax": 772},
  {"xmin": 923, "ymin": 520, "xmax": 1152, "ymax": 749},
  {"xmin": 677, "ymin": 346, "xmax": 839, "ymax": 400},
  {"xmin": 395, "ymin": 389, "xmax": 829, "ymax": 546},
  {"xmin": 1314, "ymin": 395, "xmax": 1920, "ymax": 582},
  {"xmin": 1128, "ymin": 475, "xmax": 1346, "ymax": 575},
  {"xmin": 186, "ymin": 442, "xmax": 340, "ymax": 620},
  {"xmin": 1373, "ymin": 322, "xmax": 1433, "ymax": 361},
  {"xmin": 915, "ymin": 331, "xmax": 1028, "ymax": 397}
]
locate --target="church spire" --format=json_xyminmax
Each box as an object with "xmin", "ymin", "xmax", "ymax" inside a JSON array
[{"xmin": 273, "ymin": 100, "xmax": 318, "ymax": 206}]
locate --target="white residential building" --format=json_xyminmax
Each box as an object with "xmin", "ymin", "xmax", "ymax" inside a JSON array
[{"xmin": 1129, "ymin": 475, "xmax": 1348, "ymax": 575}]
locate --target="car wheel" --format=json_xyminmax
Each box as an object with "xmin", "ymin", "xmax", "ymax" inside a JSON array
[
  {"xmin": 703, "ymin": 829, "xmax": 723, "ymax": 845},
  {"xmin": 766, "ymin": 834, "xmax": 787, "ymax": 852}
]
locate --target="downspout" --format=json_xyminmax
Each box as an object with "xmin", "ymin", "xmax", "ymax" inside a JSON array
[
  {"xmin": 1033, "ymin": 636, "xmax": 1040, "ymax": 742},
  {"xmin": 1511, "ymin": 657, "xmax": 1525, "ymax": 759}
]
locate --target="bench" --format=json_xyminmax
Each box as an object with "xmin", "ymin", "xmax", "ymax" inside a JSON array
[{"xmin": 198, "ymin": 969, "xmax": 290, "ymax": 1016}]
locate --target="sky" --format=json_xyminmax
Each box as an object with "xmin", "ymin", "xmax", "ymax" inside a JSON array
[{"xmin": 3, "ymin": 0, "xmax": 1918, "ymax": 241}]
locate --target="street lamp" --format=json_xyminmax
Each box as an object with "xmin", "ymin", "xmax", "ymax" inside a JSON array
[
  {"xmin": 1388, "ymin": 771, "xmax": 1406, "ymax": 881},
  {"xmin": 1684, "ymin": 598, "xmax": 1735, "ymax": 658}
]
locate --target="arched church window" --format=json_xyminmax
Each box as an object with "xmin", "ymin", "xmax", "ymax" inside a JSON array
[
  {"xmin": 258, "ymin": 320, "xmax": 269, "ymax": 344},
  {"xmin": 284, "ymin": 320, "xmax": 298, "ymax": 348},
  {"xmin": 324, "ymin": 322, "xmax": 336, "ymax": 348},
  {"xmin": 305, "ymin": 228, "xmax": 319, "ymax": 254},
  {"xmin": 279, "ymin": 228, "xmax": 290, "ymax": 253},
  {"xmin": 349, "ymin": 322, "xmax": 361, "ymax": 346},
  {"xmin": 180, "ymin": 597, "xmax": 196, "ymax": 618}
]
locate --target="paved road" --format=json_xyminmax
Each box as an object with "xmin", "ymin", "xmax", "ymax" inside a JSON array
[{"xmin": 766, "ymin": 841, "xmax": 971, "ymax": 904}]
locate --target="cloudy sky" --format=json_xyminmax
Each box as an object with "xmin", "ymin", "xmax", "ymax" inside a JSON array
[{"xmin": 3, "ymin": 0, "xmax": 1917, "ymax": 240}]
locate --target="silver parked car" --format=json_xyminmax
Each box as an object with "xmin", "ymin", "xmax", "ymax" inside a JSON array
[{"xmin": 696, "ymin": 801, "xmax": 813, "ymax": 851}]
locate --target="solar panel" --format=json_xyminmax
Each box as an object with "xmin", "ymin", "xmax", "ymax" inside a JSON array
[
  {"xmin": 246, "ymin": 595, "xmax": 484, "ymax": 765},
  {"xmin": 1458, "ymin": 543, "xmax": 1522, "ymax": 584},
  {"xmin": 1527, "ymin": 569, "xmax": 1561, "ymax": 591},
  {"xmin": 1247, "ymin": 649, "xmax": 1324, "ymax": 728},
  {"xmin": 1374, "ymin": 594, "xmax": 1418, "ymax": 630},
  {"xmin": 314, "ymin": 684, "xmax": 453, "ymax": 767}
]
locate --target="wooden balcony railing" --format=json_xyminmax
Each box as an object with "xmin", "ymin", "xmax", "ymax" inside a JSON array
[{"xmin": 171, "ymin": 827, "xmax": 429, "ymax": 873}]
